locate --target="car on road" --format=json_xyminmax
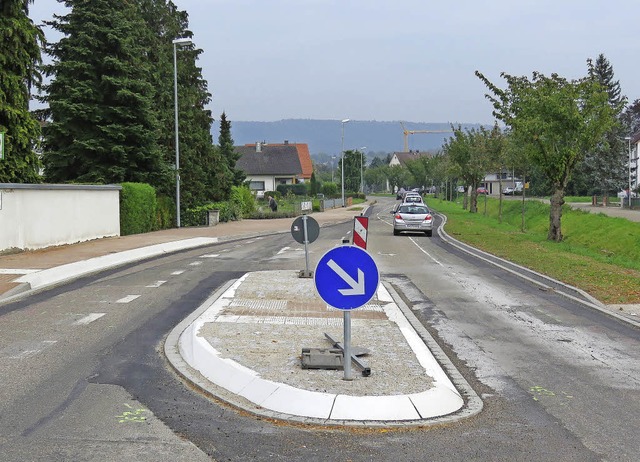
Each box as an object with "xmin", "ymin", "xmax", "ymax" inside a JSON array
[
  {"xmin": 391, "ymin": 204, "xmax": 433, "ymax": 236},
  {"xmin": 477, "ymin": 187, "xmax": 489, "ymax": 195},
  {"xmin": 402, "ymin": 194, "xmax": 424, "ymax": 205},
  {"xmin": 503, "ymin": 186, "xmax": 515, "ymax": 195}
]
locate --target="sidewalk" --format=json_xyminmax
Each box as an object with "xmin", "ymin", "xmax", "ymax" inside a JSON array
[{"xmin": 0, "ymin": 205, "xmax": 361, "ymax": 301}]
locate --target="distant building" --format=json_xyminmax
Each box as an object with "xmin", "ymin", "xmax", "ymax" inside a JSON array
[{"xmin": 235, "ymin": 140, "xmax": 313, "ymax": 197}]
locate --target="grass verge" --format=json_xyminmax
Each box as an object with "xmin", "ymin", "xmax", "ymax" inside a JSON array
[{"xmin": 430, "ymin": 197, "xmax": 640, "ymax": 305}]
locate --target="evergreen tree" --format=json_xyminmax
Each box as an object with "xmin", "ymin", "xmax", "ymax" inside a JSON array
[
  {"xmin": 575, "ymin": 54, "xmax": 627, "ymax": 196},
  {"xmin": 138, "ymin": 0, "xmax": 229, "ymax": 208},
  {"xmin": 218, "ymin": 111, "xmax": 244, "ymax": 190},
  {"xmin": 40, "ymin": 0, "xmax": 163, "ymax": 186},
  {"xmin": 0, "ymin": 0, "xmax": 44, "ymax": 183}
]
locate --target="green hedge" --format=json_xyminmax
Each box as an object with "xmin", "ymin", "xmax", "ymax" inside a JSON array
[
  {"xmin": 277, "ymin": 183, "xmax": 308, "ymax": 196},
  {"xmin": 183, "ymin": 186, "xmax": 256, "ymax": 226},
  {"xmin": 156, "ymin": 195, "xmax": 175, "ymax": 230},
  {"xmin": 120, "ymin": 182, "xmax": 157, "ymax": 235}
]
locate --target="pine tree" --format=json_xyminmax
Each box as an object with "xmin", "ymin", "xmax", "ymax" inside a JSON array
[
  {"xmin": 0, "ymin": 0, "xmax": 44, "ymax": 183},
  {"xmin": 138, "ymin": 0, "xmax": 232, "ymax": 208},
  {"xmin": 575, "ymin": 54, "xmax": 627, "ymax": 195},
  {"xmin": 40, "ymin": 0, "xmax": 164, "ymax": 186},
  {"xmin": 218, "ymin": 111, "xmax": 244, "ymax": 190}
]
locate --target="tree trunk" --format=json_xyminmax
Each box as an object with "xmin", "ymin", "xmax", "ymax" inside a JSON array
[
  {"xmin": 498, "ymin": 176, "xmax": 504, "ymax": 223},
  {"xmin": 469, "ymin": 189, "xmax": 478, "ymax": 213},
  {"xmin": 548, "ymin": 188, "xmax": 565, "ymax": 241},
  {"xmin": 520, "ymin": 175, "xmax": 526, "ymax": 232}
]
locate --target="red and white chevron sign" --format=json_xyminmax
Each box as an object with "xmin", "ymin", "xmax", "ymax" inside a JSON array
[{"xmin": 353, "ymin": 216, "xmax": 368, "ymax": 249}]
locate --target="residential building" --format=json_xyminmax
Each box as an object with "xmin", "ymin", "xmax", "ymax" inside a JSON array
[{"xmin": 235, "ymin": 141, "xmax": 313, "ymax": 197}]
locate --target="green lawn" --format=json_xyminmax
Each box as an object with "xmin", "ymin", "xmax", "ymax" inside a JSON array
[{"xmin": 429, "ymin": 197, "xmax": 640, "ymax": 305}]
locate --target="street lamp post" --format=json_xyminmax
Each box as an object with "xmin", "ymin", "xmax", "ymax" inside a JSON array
[
  {"xmin": 358, "ymin": 146, "xmax": 367, "ymax": 193},
  {"xmin": 340, "ymin": 119, "xmax": 350, "ymax": 206},
  {"xmin": 626, "ymin": 136, "xmax": 632, "ymax": 209},
  {"xmin": 331, "ymin": 155, "xmax": 336, "ymax": 183},
  {"xmin": 173, "ymin": 37, "xmax": 192, "ymax": 228}
]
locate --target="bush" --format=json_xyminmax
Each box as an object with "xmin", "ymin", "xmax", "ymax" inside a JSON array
[
  {"xmin": 321, "ymin": 182, "xmax": 338, "ymax": 198},
  {"xmin": 230, "ymin": 185, "xmax": 256, "ymax": 217},
  {"xmin": 277, "ymin": 183, "xmax": 308, "ymax": 196},
  {"xmin": 155, "ymin": 195, "xmax": 175, "ymax": 230},
  {"xmin": 120, "ymin": 183, "xmax": 157, "ymax": 235},
  {"xmin": 264, "ymin": 190, "xmax": 281, "ymax": 200}
]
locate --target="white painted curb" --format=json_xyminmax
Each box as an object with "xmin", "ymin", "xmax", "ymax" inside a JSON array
[{"xmin": 179, "ymin": 273, "xmax": 464, "ymax": 421}]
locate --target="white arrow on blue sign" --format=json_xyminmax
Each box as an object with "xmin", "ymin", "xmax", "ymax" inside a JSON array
[{"xmin": 314, "ymin": 245, "xmax": 379, "ymax": 310}]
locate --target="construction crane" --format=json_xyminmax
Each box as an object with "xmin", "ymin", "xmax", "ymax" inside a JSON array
[{"xmin": 400, "ymin": 122, "xmax": 452, "ymax": 152}]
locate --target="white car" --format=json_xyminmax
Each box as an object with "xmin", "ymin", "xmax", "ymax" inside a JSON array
[{"xmin": 391, "ymin": 204, "xmax": 433, "ymax": 237}]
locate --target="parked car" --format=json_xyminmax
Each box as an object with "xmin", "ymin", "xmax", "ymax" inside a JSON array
[
  {"xmin": 477, "ymin": 187, "xmax": 489, "ymax": 194},
  {"xmin": 617, "ymin": 190, "xmax": 638, "ymax": 198},
  {"xmin": 503, "ymin": 186, "xmax": 515, "ymax": 195},
  {"xmin": 391, "ymin": 204, "xmax": 433, "ymax": 236}
]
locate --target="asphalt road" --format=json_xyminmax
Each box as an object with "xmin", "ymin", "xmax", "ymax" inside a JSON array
[{"xmin": 0, "ymin": 197, "xmax": 638, "ymax": 461}]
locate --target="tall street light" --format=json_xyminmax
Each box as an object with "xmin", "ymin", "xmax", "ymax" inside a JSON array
[
  {"xmin": 331, "ymin": 155, "xmax": 336, "ymax": 183},
  {"xmin": 626, "ymin": 136, "xmax": 632, "ymax": 208},
  {"xmin": 173, "ymin": 37, "xmax": 192, "ymax": 227},
  {"xmin": 358, "ymin": 146, "xmax": 367, "ymax": 193},
  {"xmin": 340, "ymin": 119, "xmax": 350, "ymax": 206}
]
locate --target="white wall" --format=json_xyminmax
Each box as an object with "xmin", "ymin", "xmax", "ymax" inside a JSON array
[{"xmin": 0, "ymin": 183, "xmax": 121, "ymax": 252}]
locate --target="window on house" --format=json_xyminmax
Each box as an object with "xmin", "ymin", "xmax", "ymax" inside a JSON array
[{"xmin": 249, "ymin": 181, "xmax": 265, "ymax": 191}]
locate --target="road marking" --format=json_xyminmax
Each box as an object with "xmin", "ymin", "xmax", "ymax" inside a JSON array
[
  {"xmin": 116, "ymin": 295, "xmax": 141, "ymax": 304},
  {"xmin": 0, "ymin": 269, "xmax": 41, "ymax": 274},
  {"xmin": 409, "ymin": 236, "xmax": 442, "ymax": 266},
  {"xmin": 200, "ymin": 254, "xmax": 220, "ymax": 258},
  {"xmin": 73, "ymin": 313, "xmax": 106, "ymax": 325},
  {"xmin": 189, "ymin": 261, "xmax": 203, "ymax": 266},
  {"xmin": 277, "ymin": 247, "xmax": 291, "ymax": 255},
  {"xmin": 6, "ymin": 340, "xmax": 57, "ymax": 359},
  {"xmin": 146, "ymin": 280, "xmax": 167, "ymax": 288},
  {"xmin": 171, "ymin": 270, "xmax": 185, "ymax": 275}
]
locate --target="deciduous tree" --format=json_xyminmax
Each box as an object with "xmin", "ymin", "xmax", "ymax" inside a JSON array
[{"xmin": 476, "ymin": 70, "xmax": 616, "ymax": 241}]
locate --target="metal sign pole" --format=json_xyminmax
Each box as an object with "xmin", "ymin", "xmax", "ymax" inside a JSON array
[
  {"xmin": 343, "ymin": 310, "xmax": 353, "ymax": 380},
  {"xmin": 303, "ymin": 215, "xmax": 310, "ymax": 276}
]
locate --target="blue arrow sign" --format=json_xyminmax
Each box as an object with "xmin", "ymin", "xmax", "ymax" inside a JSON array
[{"xmin": 314, "ymin": 245, "xmax": 379, "ymax": 310}]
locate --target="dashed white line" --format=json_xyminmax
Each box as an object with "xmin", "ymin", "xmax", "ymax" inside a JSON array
[
  {"xmin": 171, "ymin": 270, "xmax": 185, "ymax": 275},
  {"xmin": 7, "ymin": 340, "xmax": 57, "ymax": 359},
  {"xmin": 116, "ymin": 295, "xmax": 141, "ymax": 304},
  {"xmin": 200, "ymin": 254, "xmax": 220, "ymax": 258},
  {"xmin": 146, "ymin": 280, "xmax": 167, "ymax": 288},
  {"xmin": 409, "ymin": 236, "xmax": 442, "ymax": 266},
  {"xmin": 189, "ymin": 261, "xmax": 203, "ymax": 266},
  {"xmin": 74, "ymin": 313, "xmax": 106, "ymax": 325}
]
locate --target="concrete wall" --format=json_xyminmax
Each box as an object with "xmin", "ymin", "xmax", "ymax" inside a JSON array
[{"xmin": 0, "ymin": 183, "xmax": 121, "ymax": 252}]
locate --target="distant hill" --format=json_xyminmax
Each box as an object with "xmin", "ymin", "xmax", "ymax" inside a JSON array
[{"xmin": 217, "ymin": 119, "xmax": 482, "ymax": 156}]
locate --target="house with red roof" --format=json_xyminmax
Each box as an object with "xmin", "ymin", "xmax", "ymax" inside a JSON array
[{"xmin": 235, "ymin": 141, "xmax": 313, "ymax": 197}]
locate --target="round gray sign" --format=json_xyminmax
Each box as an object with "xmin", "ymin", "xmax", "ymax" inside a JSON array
[{"xmin": 291, "ymin": 215, "xmax": 320, "ymax": 244}]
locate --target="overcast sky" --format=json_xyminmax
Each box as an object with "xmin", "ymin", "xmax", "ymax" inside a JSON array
[{"xmin": 30, "ymin": 0, "xmax": 640, "ymax": 125}]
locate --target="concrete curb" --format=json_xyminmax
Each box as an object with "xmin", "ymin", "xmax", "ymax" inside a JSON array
[{"xmin": 168, "ymin": 272, "xmax": 467, "ymax": 426}]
